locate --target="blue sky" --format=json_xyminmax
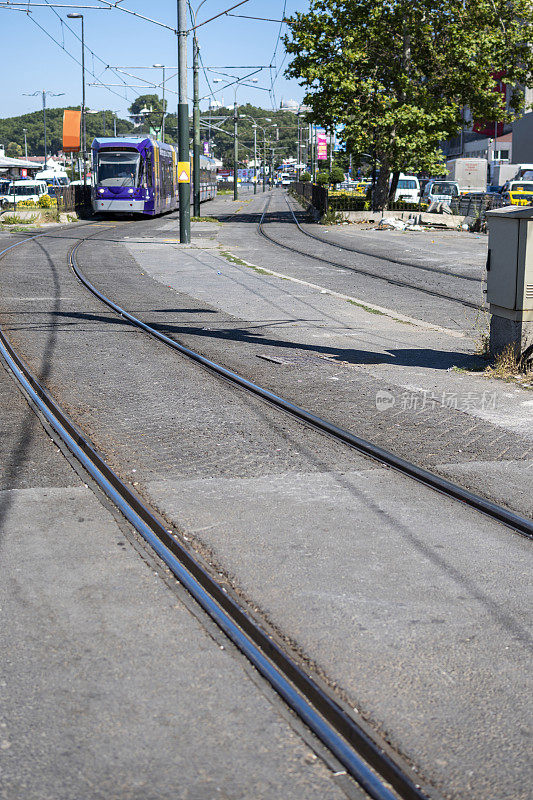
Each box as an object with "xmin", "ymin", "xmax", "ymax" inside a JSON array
[{"xmin": 2, "ymin": 0, "xmax": 310, "ymax": 119}]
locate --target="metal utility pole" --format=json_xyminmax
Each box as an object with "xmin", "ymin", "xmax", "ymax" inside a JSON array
[
  {"xmin": 43, "ymin": 92, "xmax": 48, "ymax": 168},
  {"xmin": 311, "ymin": 124, "xmax": 316, "ymax": 182},
  {"xmin": 23, "ymin": 128, "xmax": 28, "ymax": 160},
  {"xmin": 153, "ymin": 64, "xmax": 166, "ymax": 141},
  {"xmin": 263, "ymin": 134, "xmax": 266, "ymax": 192},
  {"xmin": 177, "ymin": 0, "xmax": 190, "ymax": 243},
  {"xmin": 103, "ymin": 109, "xmax": 106, "ymax": 136},
  {"xmin": 113, "ymin": 112, "xmax": 117, "ymax": 137},
  {"xmin": 233, "ymin": 100, "xmax": 238, "ymax": 201},
  {"xmin": 67, "ymin": 13, "xmax": 86, "ymax": 185},
  {"xmin": 192, "ymin": 38, "xmax": 201, "ymax": 216},
  {"xmin": 253, "ymin": 124, "xmax": 257, "ymax": 195},
  {"xmin": 23, "ymin": 89, "xmax": 64, "ymax": 170},
  {"xmin": 297, "ymin": 113, "xmax": 300, "ymax": 179}
]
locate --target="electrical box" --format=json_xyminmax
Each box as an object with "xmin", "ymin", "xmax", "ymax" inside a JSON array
[{"xmin": 485, "ymin": 206, "xmax": 533, "ymax": 321}]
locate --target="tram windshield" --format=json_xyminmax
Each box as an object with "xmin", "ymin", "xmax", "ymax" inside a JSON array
[{"xmin": 97, "ymin": 151, "xmax": 140, "ymax": 187}]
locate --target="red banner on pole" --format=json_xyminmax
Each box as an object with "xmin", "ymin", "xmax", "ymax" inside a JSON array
[{"xmin": 62, "ymin": 109, "xmax": 81, "ymax": 152}]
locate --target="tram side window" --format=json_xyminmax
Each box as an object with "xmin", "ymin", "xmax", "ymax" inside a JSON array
[
  {"xmin": 161, "ymin": 158, "xmax": 172, "ymax": 195},
  {"xmin": 145, "ymin": 156, "xmax": 152, "ymax": 187}
]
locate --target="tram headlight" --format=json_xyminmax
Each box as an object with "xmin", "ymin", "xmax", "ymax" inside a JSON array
[
  {"xmin": 128, "ymin": 188, "xmax": 134, "ymax": 194},
  {"xmin": 98, "ymin": 188, "xmax": 104, "ymax": 194}
]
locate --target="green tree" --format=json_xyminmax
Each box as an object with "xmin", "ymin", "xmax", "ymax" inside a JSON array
[
  {"xmin": 128, "ymin": 94, "xmax": 167, "ymax": 135},
  {"xmin": 285, "ymin": 0, "xmax": 533, "ymax": 208},
  {"xmin": 329, "ymin": 165, "xmax": 345, "ymax": 185},
  {"xmin": 315, "ymin": 171, "xmax": 330, "ymax": 186},
  {"xmin": 6, "ymin": 141, "xmax": 22, "ymax": 157}
]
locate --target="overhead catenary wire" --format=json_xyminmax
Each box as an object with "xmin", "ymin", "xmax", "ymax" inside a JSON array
[
  {"xmin": 26, "ymin": 13, "xmax": 131, "ymax": 102},
  {"xmin": 268, "ymin": 0, "xmax": 287, "ymax": 108},
  {"xmin": 41, "ymin": 0, "xmax": 132, "ymax": 97}
]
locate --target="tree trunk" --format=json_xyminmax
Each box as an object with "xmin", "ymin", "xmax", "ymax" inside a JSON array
[
  {"xmin": 388, "ymin": 170, "xmax": 400, "ymax": 204},
  {"xmin": 373, "ymin": 154, "xmax": 390, "ymax": 211}
]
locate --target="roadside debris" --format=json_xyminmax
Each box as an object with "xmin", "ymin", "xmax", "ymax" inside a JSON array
[{"xmin": 376, "ymin": 216, "xmax": 424, "ymax": 232}]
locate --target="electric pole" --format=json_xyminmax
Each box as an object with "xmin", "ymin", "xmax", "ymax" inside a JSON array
[
  {"xmin": 253, "ymin": 124, "xmax": 257, "ymax": 195},
  {"xmin": 193, "ymin": 36, "xmax": 201, "ymax": 217},
  {"xmin": 177, "ymin": 0, "xmax": 190, "ymax": 243},
  {"xmin": 233, "ymin": 100, "xmax": 238, "ymax": 201}
]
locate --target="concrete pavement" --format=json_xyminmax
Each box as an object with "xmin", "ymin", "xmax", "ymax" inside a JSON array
[{"xmin": 0, "ymin": 202, "xmax": 531, "ymax": 800}]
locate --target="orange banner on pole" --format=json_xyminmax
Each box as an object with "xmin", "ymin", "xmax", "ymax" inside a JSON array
[{"xmin": 62, "ymin": 109, "xmax": 81, "ymax": 152}]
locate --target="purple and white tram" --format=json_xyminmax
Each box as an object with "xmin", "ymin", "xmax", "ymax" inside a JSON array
[{"xmin": 91, "ymin": 136, "xmax": 217, "ymax": 215}]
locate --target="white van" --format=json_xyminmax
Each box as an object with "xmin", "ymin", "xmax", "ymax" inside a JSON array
[
  {"xmin": 0, "ymin": 179, "xmax": 11, "ymax": 204},
  {"xmin": 35, "ymin": 169, "xmax": 69, "ymax": 186},
  {"xmin": 422, "ymin": 180, "xmax": 460, "ymax": 205},
  {"xmin": 3, "ymin": 180, "xmax": 49, "ymax": 205},
  {"xmin": 394, "ymin": 174, "xmax": 420, "ymax": 202}
]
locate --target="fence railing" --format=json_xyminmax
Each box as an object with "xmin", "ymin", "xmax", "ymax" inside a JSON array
[
  {"xmin": 56, "ymin": 185, "xmax": 92, "ymax": 215},
  {"xmin": 291, "ymin": 182, "xmax": 329, "ymax": 214},
  {"xmin": 292, "ymin": 182, "xmax": 506, "ymax": 222}
]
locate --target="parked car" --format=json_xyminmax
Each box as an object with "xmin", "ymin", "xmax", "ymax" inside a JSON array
[
  {"xmin": 500, "ymin": 181, "xmax": 533, "ymax": 206},
  {"xmin": 2, "ymin": 180, "xmax": 49, "ymax": 206},
  {"xmin": 422, "ymin": 180, "xmax": 460, "ymax": 205},
  {"xmin": 279, "ymin": 172, "xmax": 294, "ymax": 186}
]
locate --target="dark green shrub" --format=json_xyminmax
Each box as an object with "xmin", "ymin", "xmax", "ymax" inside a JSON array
[{"xmin": 329, "ymin": 165, "xmax": 345, "ymax": 185}]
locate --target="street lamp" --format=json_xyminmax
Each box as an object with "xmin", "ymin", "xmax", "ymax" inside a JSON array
[
  {"xmin": 22, "ymin": 128, "xmax": 28, "ymax": 161},
  {"xmin": 233, "ymin": 77, "xmax": 258, "ymax": 201},
  {"xmin": 67, "ymin": 13, "xmax": 87, "ymax": 186},
  {"xmin": 250, "ymin": 120, "xmax": 274, "ymax": 193},
  {"xmin": 242, "ymin": 114, "xmax": 270, "ymax": 194},
  {"xmin": 152, "ymin": 63, "xmax": 166, "ymax": 142},
  {"xmin": 22, "ymin": 90, "xmax": 64, "ymax": 169},
  {"xmin": 189, "ymin": 1, "xmax": 209, "ymax": 216}
]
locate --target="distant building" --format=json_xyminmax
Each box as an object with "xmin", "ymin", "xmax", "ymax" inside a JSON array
[
  {"xmin": 0, "ymin": 154, "xmax": 42, "ymax": 180},
  {"xmin": 279, "ymin": 99, "xmax": 301, "ymax": 113},
  {"xmin": 442, "ymin": 77, "xmax": 533, "ymax": 169},
  {"xmin": 512, "ymin": 113, "xmax": 533, "ymax": 162}
]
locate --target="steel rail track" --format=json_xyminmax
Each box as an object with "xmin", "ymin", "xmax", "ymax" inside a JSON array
[
  {"xmin": 2, "ymin": 221, "xmax": 531, "ymax": 800},
  {"xmin": 68, "ymin": 233, "xmax": 532, "ymax": 537},
  {"xmin": 0, "ymin": 233, "xmax": 428, "ymax": 800},
  {"xmin": 284, "ymin": 195, "xmax": 481, "ymax": 284},
  {"xmin": 257, "ymin": 195, "xmax": 484, "ymax": 311}
]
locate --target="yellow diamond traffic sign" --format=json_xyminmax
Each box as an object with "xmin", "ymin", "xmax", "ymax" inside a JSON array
[{"xmin": 178, "ymin": 162, "xmax": 191, "ymax": 183}]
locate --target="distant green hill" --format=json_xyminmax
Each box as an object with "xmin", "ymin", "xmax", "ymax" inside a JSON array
[
  {"xmin": 0, "ymin": 108, "xmax": 135, "ymax": 157},
  {"xmin": 0, "ymin": 102, "xmax": 305, "ymax": 167}
]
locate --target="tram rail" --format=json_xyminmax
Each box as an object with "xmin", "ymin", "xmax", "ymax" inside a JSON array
[
  {"xmin": 257, "ymin": 194, "xmax": 485, "ymax": 312},
  {"xmin": 0, "ymin": 217, "xmax": 531, "ymax": 800}
]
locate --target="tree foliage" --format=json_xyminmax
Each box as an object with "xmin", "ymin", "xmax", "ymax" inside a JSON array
[
  {"xmin": 193, "ymin": 104, "xmax": 304, "ymax": 169},
  {"xmin": 128, "ymin": 94, "xmax": 167, "ymax": 135},
  {"xmin": 329, "ymin": 165, "xmax": 345, "ymax": 185},
  {"xmin": 285, "ymin": 0, "xmax": 533, "ymax": 207},
  {"xmin": 6, "ymin": 142, "xmax": 22, "ymax": 157},
  {"xmin": 1, "ymin": 100, "xmax": 305, "ymax": 169}
]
